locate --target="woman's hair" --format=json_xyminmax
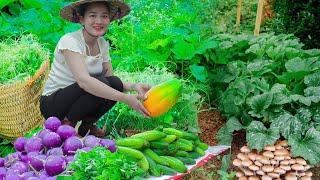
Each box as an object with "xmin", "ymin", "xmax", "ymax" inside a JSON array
[{"xmin": 77, "ymin": 2, "xmax": 111, "ymax": 17}]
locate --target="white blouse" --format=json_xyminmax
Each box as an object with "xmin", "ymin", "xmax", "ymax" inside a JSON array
[{"xmin": 42, "ymin": 28, "xmax": 111, "ymax": 96}]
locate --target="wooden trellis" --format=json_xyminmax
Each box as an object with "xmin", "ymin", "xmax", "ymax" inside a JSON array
[{"xmin": 236, "ymin": 0, "xmax": 268, "ymax": 36}]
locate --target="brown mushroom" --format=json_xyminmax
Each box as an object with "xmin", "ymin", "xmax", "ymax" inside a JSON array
[
  {"xmin": 285, "ymin": 155, "xmax": 291, "ymax": 160},
  {"xmin": 241, "ymin": 146, "xmax": 251, "ymax": 153},
  {"xmin": 236, "ymin": 171, "xmax": 244, "ymax": 177},
  {"xmin": 278, "ymin": 140, "xmax": 288, "ymax": 147},
  {"xmin": 256, "ymin": 170, "xmax": 265, "ymax": 176},
  {"xmin": 248, "ymin": 176, "xmax": 259, "ymax": 180},
  {"xmin": 280, "ymin": 165, "xmax": 291, "ymax": 171},
  {"xmin": 270, "ymin": 159, "xmax": 278, "ymax": 165},
  {"xmin": 274, "ymin": 167, "xmax": 286, "ymax": 175},
  {"xmin": 263, "ymin": 151, "xmax": 274, "ymax": 159},
  {"xmin": 268, "ymin": 172, "xmax": 280, "ymax": 178},
  {"xmin": 261, "ymin": 175, "xmax": 272, "ymax": 180},
  {"xmin": 291, "ymin": 164, "xmax": 304, "ymax": 171},
  {"xmin": 254, "ymin": 160, "xmax": 263, "ymax": 167},
  {"xmin": 249, "ymin": 165, "xmax": 259, "ymax": 171},
  {"xmin": 305, "ymin": 171, "xmax": 313, "ymax": 177},
  {"xmin": 299, "ymin": 172, "xmax": 306, "ymax": 177},
  {"xmin": 255, "ymin": 155, "xmax": 263, "ymax": 161},
  {"xmin": 264, "ymin": 145, "xmax": 276, "ymax": 151},
  {"xmin": 233, "ymin": 158, "xmax": 242, "ymax": 167},
  {"xmin": 296, "ymin": 158, "xmax": 307, "ymax": 165},
  {"xmin": 285, "ymin": 174, "xmax": 298, "ymax": 180},
  {"xmin": 275, "ymin": 144, "xmax": 283, "ymax": 150},
  {"xmin": 274, "ymin": 155, "xmax": 285, "ymax": 161},
  {"xmin": 239, "ymin": 176, "xmax": 248, "ymax": 180},
  {"xmin": 242, "ymin": 159, "xmax": 253, "ymax": 167},
  {"xmin": 248, "ymin": 153, "xmax": 257, "ymax": 161},
  {"xmin": 280, "ymin": 160, "xmax": 290, "ymax": 165},
  {"xmin": 274, "ymin": 149, "xmax": 289, "ymax": 156},
  {"xmin": 300, "ymin": 176, "xmax": 312, "ymax": 180},
  {"xmin": 289, "ymin": 159, "xmax": 296, "ymax": 164},
  {"xmin": 304, "ymin": 165, "xmax": 311, "ymax": 171},
  {"xmin": 262, "ymin": 165, "xmax": 274, "ymax": 173},
  {"xmin": 240, "ymin": 168, "xmax": 254, "ymax": 176},
  {"xmin": 237, "ymin": 153, "xmax": 248, "ymax": 161},
  {"xmin": 259, "ymin": 157, "xmax": 271, "ymax": 165}
]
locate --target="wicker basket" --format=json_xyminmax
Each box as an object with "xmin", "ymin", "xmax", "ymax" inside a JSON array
[{"xmin": 0, "ymin": 60, "xmax": 50, "ymax": 139}]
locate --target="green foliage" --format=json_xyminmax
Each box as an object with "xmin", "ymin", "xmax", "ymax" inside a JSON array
[
  {"xmin": 265, "ymin": 0, "xmax": 320, "ymax": 49},
  {"xmin": 0, "ymin": 138, "xmax": 14, "ymax": 158},
  {"xmin": 97, "ymin": 67, "xmax": 201, "ymax": 137},
  {"xmin": 0, "ymin": 0, "xmax": 79, "ymax": 52},
  {"xmin": 107, "ymin": 0, "xmax": 215, "ymax": 76},
  {"xmin": 67, "ymin": 146, "xmax": 146, "ymax": 180},
  {"xmin": 0, "ymin": 34, "xmax": 49, "ymax": 84},
  {"xmin": 207, "ymin": 33, "xmax": 320, "ymax": 164}
]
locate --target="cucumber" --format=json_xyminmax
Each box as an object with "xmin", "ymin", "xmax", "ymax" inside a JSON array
[
  {"xmin": 117, "ymin": 146, "xmax": 145, "ymax": 160},
  {"xmin": 160, "ymin": 135, "xmax": 177, "ymax": 143},
  {"xmin": 163, "ymin": 128, "xmax": 183, "ymax": 138},
  {"xmin": 197, "ymin": 142, "xmax": 209, "ymax": 151},
  {"xmin": 175, "ymin": 151, "xmax": 190, "ymax": 158},
  {"xmin": 152, "ymin": 149, "xmax": 167, "ymax": 156},
  {"xmin": 145, "ymin": 156, "xmax": 161, "ymax": 177},
  {"xmin": 138, "ymin": 156, "xmax": 149, "ymax": 171},
  {"xmin": 116, "ymin": 138, "xmax": 149, "ymax": 149},
  {"xmin": 150, "ymin": 141, "xmax": 169, "ymax": 149},
  {"xmin": 167, "ymin": 144, "xmax": 179, "ymax": 155},
  {"xmin": 157, "ymin": 164, "xmax": 177, "ymax": 175},
  {"xmin": 143, "ymin": 148, "xmax": 169, "ymax": 166},
  {"xmin": 131, "ymin": 130, "xmax": 166, "ymax": 141},
  {"xmin": 189, "ymin": 151, "xmax": 202, "ymax": 159},
  {"xmin": 195, "ymin": 139, "xmax": 209, "ymax": 151},
  {"xmin": 195, "ymin": 146, "xmax": 205, "ymax": 156},
  {"xmin": 176, "ymin": 157, "xmax": 196, "ymax": 165},
  {"xmin": 161, "ymin": 156, "xmax": 187, "ymax": 173},
  {"xmin": 182, "ymin": 132, "xmax": 197, "ymax": 140},
  {"xmin": 174, "ymin": 140, "xmax": 193, "ymax": 151}
]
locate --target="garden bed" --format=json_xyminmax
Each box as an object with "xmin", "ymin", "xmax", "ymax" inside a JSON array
[{"xmin": 184, "ymin": 108, "xmax": 320, "ymax": 179}]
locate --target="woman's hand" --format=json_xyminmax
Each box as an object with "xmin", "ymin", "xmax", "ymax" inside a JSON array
[
  {"xmin": 124, "ymin": 94, "xmax": 150, "ymax": 117},
  {"xmin": 133, "ymin": 83, "xmax": 151, "ymax": 100}
]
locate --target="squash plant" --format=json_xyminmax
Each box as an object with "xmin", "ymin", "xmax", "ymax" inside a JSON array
[{"xmin": 195, "ymin": 33, "xmax": 320, "ymax": 164}]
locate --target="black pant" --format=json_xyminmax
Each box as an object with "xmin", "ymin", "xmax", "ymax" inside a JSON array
[{"xmin": 40, "ymin": 75, "xmax": 123, "ymax": 125}]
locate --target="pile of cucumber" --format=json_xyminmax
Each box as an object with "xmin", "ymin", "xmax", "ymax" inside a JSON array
[{"xmin": 116, "ymin": 127, "xmax": 209, "ymax": 176}]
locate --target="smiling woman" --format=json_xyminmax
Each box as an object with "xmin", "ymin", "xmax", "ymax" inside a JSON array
[{"xmin": 40, "ymin": 0, "xmax": 152, "ymax": 138}]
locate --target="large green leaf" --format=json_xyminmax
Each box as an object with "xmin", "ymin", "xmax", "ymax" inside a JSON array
[
  {"xmin": 172, "ymin": 39, "xmax": 195, "ymax": 60},
  {"xmin": 217, "ymin": 125, "xmax": 233, "ymax": 146},
  {"xmin": 189, "ymin": 65, "xmax": 208, "ymax": 82},
  {"xmin": 0, "ymin": 0, "xmax": 14, "ymax": 9},
  {"xmin": 246, "ymin": 121, "xmax": 280, "ymax": 151},
  {"xmin": 304, "ymin": 86, "xmax": 320, "ymax": 103},
  {"xmin": 248, "ymin": 93, "xmax": 273, "ymax": 118},
  {"xmin": 226, "ymin": 117, "xmax": 243, "ymax": 132},
  {"xmin": 290, "ymin": 94, "xmax": 312, "ymax": 106},
  {"xmin": 270, "ymin": 113, "xmax": 303, "ymax": 139},
  {"xmin": 288, "ymin": 128, "xmax": 320, "ymax": 165},
  {"xmin": 304, "ymin": 72, "xmax": 320, "ymax": 87}
]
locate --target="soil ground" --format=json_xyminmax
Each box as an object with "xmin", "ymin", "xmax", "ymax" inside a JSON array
[{"xmin": 183, "ymin": 108, "xmax": 320, "ymax": 180}]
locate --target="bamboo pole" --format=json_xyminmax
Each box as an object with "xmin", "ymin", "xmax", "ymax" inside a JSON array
[
  {"xmin": 236, "ymin": 0, "xmax": 243, "ymax": 31},
  {"xmin": 254, "ymin": 0, "xmax": 264, "ymax": 36}
]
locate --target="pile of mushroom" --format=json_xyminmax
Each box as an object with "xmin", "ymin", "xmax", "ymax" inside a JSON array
[{"xmin": 233, "ymin": 140, "xmax": 313, "ymax": 180}]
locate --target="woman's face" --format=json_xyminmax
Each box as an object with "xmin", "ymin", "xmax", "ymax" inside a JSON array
[{"xmin": 80, "ymin": 3, "xmax": 110, "ymax": 37}]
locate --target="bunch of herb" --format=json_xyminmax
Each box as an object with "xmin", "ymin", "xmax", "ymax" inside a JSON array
[
  {"xmin": 67, "ymin": 146, "xmax": 145, "ymax": 180},
  {"xmin": 0, "ymin": 34, "xmax": 49, "ymax": 84},
  {"xmin": 97, "ymin": 67, "xmax": 201, "ymax": 138},
  {"xmin": 0, "ymin": 138, "xmax": 15, "ymax": 158}
]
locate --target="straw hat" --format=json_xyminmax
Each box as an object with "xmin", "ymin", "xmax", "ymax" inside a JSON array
[{"xmin": 60, "ymin": 0, "xmax": 130, "ymax": 23}]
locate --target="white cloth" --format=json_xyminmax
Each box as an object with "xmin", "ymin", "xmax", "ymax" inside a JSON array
[{"xmin": 42, "ymin": 28, "xmax": 111, "ymax": 96}]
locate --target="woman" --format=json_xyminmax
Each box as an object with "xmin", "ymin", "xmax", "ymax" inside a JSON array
[{"xmin": 40, "ymin": 0, "xmax": 150, "ymax": 138}]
